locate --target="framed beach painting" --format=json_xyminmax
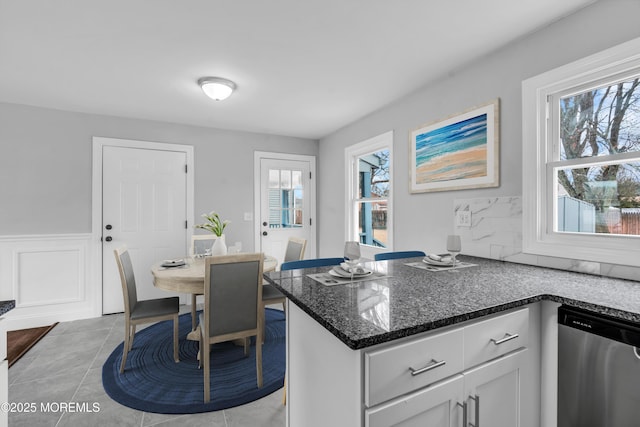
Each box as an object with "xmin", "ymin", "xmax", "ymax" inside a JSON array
[{"xmin": 410, "ymin": 99, "xmax": 499, "ymax": 193}]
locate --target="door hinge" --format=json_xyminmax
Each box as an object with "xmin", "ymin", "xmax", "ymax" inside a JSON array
[
  {"xmin": 309, "ymin": 171, "xmax": 312, "ymax": 179},
  {"xmin": 310, "ymin": 218, "xmax": 312, "ymax": 226},
  {"xmin": 185, "ymin": 220, "xmax": 188, "ymax": 229},
  {"xmin": 185, "ymin": 164, "xmax": 188, "ymax": 173}
]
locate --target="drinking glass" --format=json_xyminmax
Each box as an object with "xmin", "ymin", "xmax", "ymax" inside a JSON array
[
  {"xmin": 446, "ymin": 235, "xmax": 462, "ymax": 270},
  {"xmin": 344, "ymin": 241, "xmax": 361, "ymax": 278}
]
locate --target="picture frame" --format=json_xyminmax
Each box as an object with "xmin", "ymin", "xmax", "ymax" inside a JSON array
[{"xmin": 410, "ymin": 99, "xmax": 499, "ymax": 193}]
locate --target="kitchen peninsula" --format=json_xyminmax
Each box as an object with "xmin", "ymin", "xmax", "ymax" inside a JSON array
[{"xmin": 264, "ymin": 256, "xmax": 640, "ymax": 427}]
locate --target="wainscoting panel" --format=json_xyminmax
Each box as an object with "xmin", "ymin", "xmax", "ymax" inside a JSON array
[{"xmin": 0, "ymin": 234, "xmax": 98, "ymax": 331}]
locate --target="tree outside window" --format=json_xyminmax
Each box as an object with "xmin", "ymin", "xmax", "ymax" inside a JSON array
[{"xmin": 556, "ymin": 76, "xmax": 640, "ymax": 235}]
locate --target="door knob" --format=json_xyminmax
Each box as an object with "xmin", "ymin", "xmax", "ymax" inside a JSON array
[
  {"xmin": 105, "ymin": 236, "xmax": 113, "ymax": 242},
  {"xmin": 262, "ymin": 231, "xmax": 268, "ymax": 236},
  {"xmin": 105, "ymin": 224, "xmax": 112, "ymax": 230},
  {"xmin": 263, "ymin": 222, "xmax": 268, "ymax": 227}
]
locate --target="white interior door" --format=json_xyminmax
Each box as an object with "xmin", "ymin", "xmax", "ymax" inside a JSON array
[
  {"xmin": 102, "ymin": 146, "xmax": 188, "ymax": 314},
  {"xmin": 258, "ymin": 157, "xmax": 315, "ymax": 265}
]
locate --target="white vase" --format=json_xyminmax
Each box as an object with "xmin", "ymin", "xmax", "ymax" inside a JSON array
[{"xmin": 211, "ymin": 235, "xmax": 227, "ymax": 256}]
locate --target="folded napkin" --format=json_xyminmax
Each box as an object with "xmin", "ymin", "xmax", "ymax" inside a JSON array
[
  {"xmin": 427, "ymin": 254, "xmax": 452, "ymax": 262},
  {"xmin": 340, "ymin": 262, "xmax": 367, "ymax": 274}
]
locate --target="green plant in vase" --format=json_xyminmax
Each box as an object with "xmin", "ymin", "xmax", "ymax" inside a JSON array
[{"xmin": 195, "ymin": 211, "xmax": 230, "ymax": 255}]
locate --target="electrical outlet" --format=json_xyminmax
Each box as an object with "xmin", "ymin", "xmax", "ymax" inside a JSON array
[{"xmin": 455, "ymin": 210, "xmax": 472, "ymax": 227}]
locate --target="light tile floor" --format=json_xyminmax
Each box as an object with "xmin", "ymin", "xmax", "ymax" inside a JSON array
[{"xmin": 7, "ymin": 306, "xmax": 286, "ymax": 427}]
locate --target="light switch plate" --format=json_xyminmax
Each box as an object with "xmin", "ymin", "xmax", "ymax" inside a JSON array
[{"xmin": 455, "ymin": 210, "xmax": 472, "ymax": 227}]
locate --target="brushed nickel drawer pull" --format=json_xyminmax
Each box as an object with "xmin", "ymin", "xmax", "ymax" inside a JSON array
[
  {"xmin": 408, "ymin": 359, "xmax": 446, "ymax": 376},
  {"xmin": 490, "ymin": 332, "xmax": 519, "ymax": 345}
]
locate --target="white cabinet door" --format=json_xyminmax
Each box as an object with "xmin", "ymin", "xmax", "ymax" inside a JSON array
[
  {"xmin": 463, "ymin": 349, "xmax": 527, "ymax": 427},
  {"xmin": 366, "ymin": 375, "xmax": 464, "ymax": 427}
]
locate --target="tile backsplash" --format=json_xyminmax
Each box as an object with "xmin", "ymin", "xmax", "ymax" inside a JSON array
[{"xmin": 453, "ymin": 196, "xmax": 640, "ymax": 282}]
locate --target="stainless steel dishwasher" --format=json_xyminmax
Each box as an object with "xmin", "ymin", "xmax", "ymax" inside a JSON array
[{"xmin": 558, "ymin": 305, "xmax": 640, "ymax": 427}]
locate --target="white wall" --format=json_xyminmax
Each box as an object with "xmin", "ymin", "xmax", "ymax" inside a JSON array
[
  {"xmin": 317, "ymin": 0, "xmax": 640, "ymax": 267},
  {"xmin": 0, "ymin": 102, "xmax": 318, "ymax": 248}
]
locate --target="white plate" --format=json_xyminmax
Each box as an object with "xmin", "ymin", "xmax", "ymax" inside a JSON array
[
  {"xmin": 422, "ymin": 257, "xmax": 454, "ymax": 267},
  {"xmin": 161, "ymin": 259, "xmax": 186, "ymax": 268},
  {"xmin": 329, "ymin": 267, "xmax": 372, "ymax": 279}
]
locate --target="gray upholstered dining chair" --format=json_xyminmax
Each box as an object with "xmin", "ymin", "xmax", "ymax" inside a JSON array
[
  {"xmin": 261, "ymin": 237, "xmax": 307, "ymax": 339},
  {"xmin": 114, "ymin": 246, "xmax": 179, "ymax": 373},
  {"xmin": 191, "ymin": 234, "xmax": 217, "ymax": 257},
  {"xmin": 283, "ymin": 236, "xmax": 307, "ymax": 264},
  {"xmin": 199, "ymin": 253, "xmax": 264, "ymax": 403},
  {"xmin": 265, "ymin": 236, "xmax": 306, "ymax": 307},
  {"xmin": 188, "ymin": 235, "xmax": 218, "ymax": 331}
]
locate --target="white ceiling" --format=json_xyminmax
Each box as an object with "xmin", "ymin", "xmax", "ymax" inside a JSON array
[{"xmin": 0, "ymin": 0, "xmax": 595, "ymax": 140}]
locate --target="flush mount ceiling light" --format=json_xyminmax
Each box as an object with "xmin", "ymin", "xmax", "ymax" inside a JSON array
[{"xmin": 198, "ymin": 77, "xmax": 236, "ymax": 101}]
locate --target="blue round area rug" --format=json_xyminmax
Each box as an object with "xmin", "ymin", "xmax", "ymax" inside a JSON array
[{"xmin": 102, "ymin": 308, "xmax": 285, "ymax": 414}]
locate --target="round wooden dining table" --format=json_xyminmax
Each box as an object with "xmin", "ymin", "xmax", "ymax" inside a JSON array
[{"xmin": 151, "ymin": 254, "xmax": 278, "ymax": 340}]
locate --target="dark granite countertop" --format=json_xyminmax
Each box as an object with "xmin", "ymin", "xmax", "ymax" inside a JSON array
[
  {"xmin": 0, "ymin": 300, "xmax": 15, "ymax": 316},
  {"xmin": 263, "ymin": 256, "xmax": 640, "ymax": 350}
]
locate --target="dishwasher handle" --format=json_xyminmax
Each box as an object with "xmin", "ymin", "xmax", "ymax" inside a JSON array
[{"xmin": 558, "ymin": 305, "xmax": 640, "ymax": 348}]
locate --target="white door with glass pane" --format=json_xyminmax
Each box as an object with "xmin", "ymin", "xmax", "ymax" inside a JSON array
[
  {"xmin": 102, "ymin": 145, "xmax": 188, "ymax": 314},
  {"xmin": 258, "ymin": 157, "xmax": 315, "ymax": 265}
]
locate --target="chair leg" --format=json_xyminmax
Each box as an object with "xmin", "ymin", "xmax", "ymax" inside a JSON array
[
  {"xmin": 260, "ymin": 305, "xmax": 266, "ymax": 344},
  {"xmin": 282, "ymin": 376, "xmax": 287, "ymax": 405},
  {"xmin": 203, "ymin": 340, "xmax": 211, "ymax": 402},
  {"xmin": 256, "ymin": 332, "xmax": 263, "ymax": 388},
  {"xmin": 191, "ymin": 294, "xmax": 197, "ymax": 332},
  {"xmin": 129, "ymin": 325, "xmax": 137, "ymax": 351},
  {"xmin": 120, "ymin": 320, "xmax": 132, "ymax": 373},
  {"xmin": 173, "ymin": 314, "xmax": 179, "ymax": 363}
]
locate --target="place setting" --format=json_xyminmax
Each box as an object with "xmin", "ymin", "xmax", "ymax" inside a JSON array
[
  {"xmin": 307, "ymin": 242, "xmax": 388, "ymax": 286},
  {"xmin": 406, "ymin": 235, "xmax": 476, "ymax": 272},
  {"xmin": 160, "ymin": 258, "xmax": 187, "ymax": 268}
]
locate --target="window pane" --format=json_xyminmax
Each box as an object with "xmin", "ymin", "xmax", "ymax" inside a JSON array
[
  {"xmin": 267, "ymin": 168, "xmax": 304, "ymax": 229},
  {"xmin": 292, "ymin": 170, "xmax": 302, "ymax": 188},
  {"xmin": 294, "ymin": 188, "xmax": 303, "ymax": 209},
  {"xmin": 358, "ymin": 201, "xmax": 388, "ymax": 247},
  {"xmin": 358, "ymin": 150, "xmax": 390, "ymax": 199},
  {"xmin": 268, "ymin": 188, "xmax": 281, "ymax": 228},
  {"xmin": 268, "ymin": 169, "xmax": 279, "ymax": 188},
  {"xmin": 560, "ymin": 77, "xmax": 640, "ymax": 160},
  {"xmin": 556, "ymin": 161, "xmax": 640, "ymax": 235},
  {"xmin": 281, "ymin": 170, "xmax": 291, "ymax": 189}
]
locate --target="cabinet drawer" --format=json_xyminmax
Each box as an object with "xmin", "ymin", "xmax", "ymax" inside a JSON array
[
  {"xmin": 365, "ymin": 374, "xmax": 464, "ymax": 427},
  {"xmin": 464, "ymin": 307, "xmax": 529, "ymax": 369},
  {"xmin": 365, "ymin": 328, "xmax": 464, "ymax": 407}
]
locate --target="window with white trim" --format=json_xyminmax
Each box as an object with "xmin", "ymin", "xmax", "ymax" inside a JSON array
[
  {"xmin": 345, "ymin": 131, "xmax": 393, "ymax": 258},
  {"xmin": 522, "ymin": 37, "xmax": 640, "ymax": 266}
]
